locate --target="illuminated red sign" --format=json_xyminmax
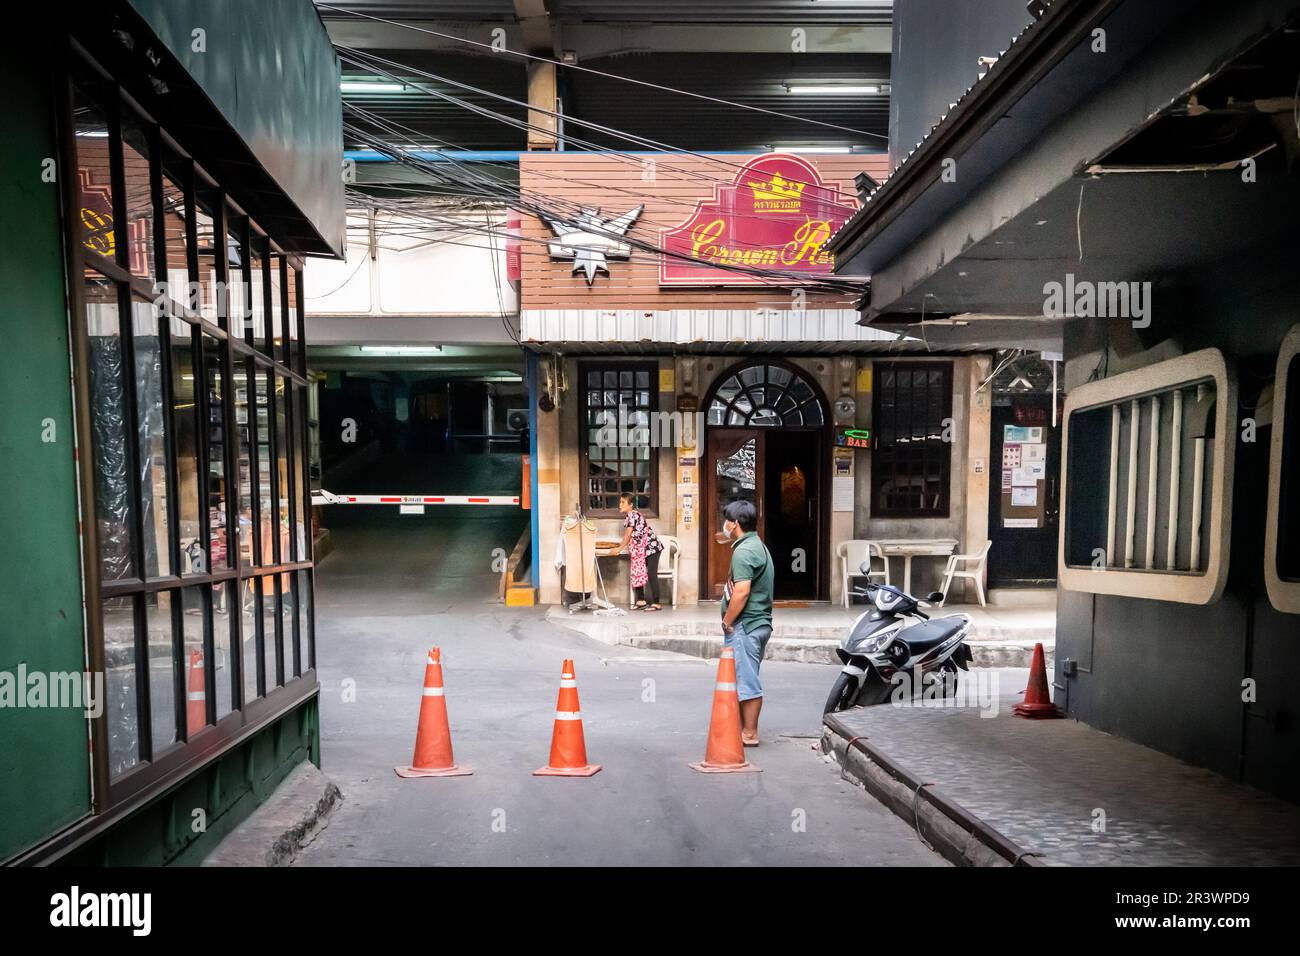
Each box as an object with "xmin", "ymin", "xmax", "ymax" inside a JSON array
[{"xmin": 658, "ymin": 153, "xmax": 857, "ymax": 286}]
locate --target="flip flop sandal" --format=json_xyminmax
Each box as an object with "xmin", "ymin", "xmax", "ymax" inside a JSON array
[{"xmin": 644, "ymin": 605, "xmax": 662, "ymax": 612}]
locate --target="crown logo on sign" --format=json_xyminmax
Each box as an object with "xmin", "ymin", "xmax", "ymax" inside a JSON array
[{"xmin": 749, "ymin": 173, "xmax": 806, "ymax": 202}]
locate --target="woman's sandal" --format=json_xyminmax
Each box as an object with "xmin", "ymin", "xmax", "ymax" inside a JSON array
[
  {"xmin": 632, "ymin": 601, "xmax": 648, "ymax": 610},
  {"xmin": 644, "ymin": 604, "xmax": 662, "ymax": 612}
]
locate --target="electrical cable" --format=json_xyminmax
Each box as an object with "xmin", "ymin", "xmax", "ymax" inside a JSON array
[{"xmin": 316, "ymin": 2, "xmax": 886, "ymax": 140}]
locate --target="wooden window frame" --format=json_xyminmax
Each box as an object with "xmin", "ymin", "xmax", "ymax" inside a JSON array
[
  {"xmin": 871, "ymin": 361, "xmax": 954, "ymax": 519},
  {"xmin": 578, "ymin": 360, "xmax": 660, "ymax": 518}
]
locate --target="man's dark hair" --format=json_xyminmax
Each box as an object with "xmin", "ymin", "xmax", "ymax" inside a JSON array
[{"xmin": 723, "ymin": 498, "xmax": 758, "ymax": 532}]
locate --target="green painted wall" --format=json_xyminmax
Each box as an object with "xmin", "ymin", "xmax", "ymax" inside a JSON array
[{"xmin": 0, "ymin": 43, "xmax": 94, "ymax": 861}]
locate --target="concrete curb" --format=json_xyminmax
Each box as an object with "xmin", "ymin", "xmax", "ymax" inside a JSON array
[
  {"xmin": 624, "ymin": 633, "xmax": 1052, "ymax": 669},
  {"xmin": 821, "ymin": 712, "xmax": 1046, "ymax": 867},
  {"xmin": 202, "ymin": 762, "xmax": 343, "ymax": 867}
]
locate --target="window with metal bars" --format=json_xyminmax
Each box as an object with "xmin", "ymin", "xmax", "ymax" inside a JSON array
[
  {"xmin": 1064, "ymin": 383, "xmax": 1218, "ymax": 573},
  {"xmin": 871, "ymin": 362, "xmax": 953, "ymax": 517},
  {"xmin": 579, "ymin": 362, "xmax": 658, "ymax": 516},
  {"xmin": 1059, "ymin": 349, "xmax": 1236, "ymax": 605},
  {"xmin": 68, "ymin": 54, "xmax": 316, "ymax": 806}
]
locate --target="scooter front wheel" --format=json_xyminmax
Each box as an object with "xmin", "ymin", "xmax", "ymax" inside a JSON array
[{"xmin": 824, "ymin": 672, "xmax": 859, "ymax": 713}]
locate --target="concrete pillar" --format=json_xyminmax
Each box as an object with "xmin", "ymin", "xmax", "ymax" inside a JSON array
[
  {"xmin": 963, "ymin": 355, "xmax": 993, "ymax": 597},
  {"xmin": 526, "ymin": 61, "xmax": 558, "ymax": 151},
  {"xmin": 536, "ymin": 355, "xmax": 563, "ymax": 603}
]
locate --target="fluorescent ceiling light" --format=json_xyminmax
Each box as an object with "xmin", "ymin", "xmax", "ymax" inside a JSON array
[
  {"xmin": 787, "ymin": 84, "xmax": 883, "ymax": 95},
  {"xmin": 787, "ymin": 146, "xmax": 854, "ymax": 154},
  {"xmin": 340, "ymin": 81, "xmax": 406, "ymax": 94},
  {"xmin": 359, "ymin": 345, "xmax": 443, "ymax": 355}
]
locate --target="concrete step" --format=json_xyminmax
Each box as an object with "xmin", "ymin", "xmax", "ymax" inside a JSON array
[
  {"xmin": 202, "ymin": 762, "xmax": 342, "ymax": 867},
  {"xmin": 986, "ymin": 588, "xmax": 1056, "ymax": 608},
  {"xmin": 623, "ymin": 633, "xmax": 1052, "ymax": 669}
]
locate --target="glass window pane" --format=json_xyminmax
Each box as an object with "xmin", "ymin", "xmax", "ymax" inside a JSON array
[
  {"xmin": 133, "ymin": 298, "xmax": 171, "ymax": 578},
  {"xmin": 285, "ymin": 570, "xmax": 300, "ymax": 677},
  {"xmin": 270, "ymin": 254, "xmax": 285, "ymax": 362},
  {"xmin": 256, "ymin": 371, "xmax": 273, "ymax": 565},
  {"xmin": 276, "ymin": 377, "xmax": 290, "ymax": 561},
  {"xmin": 171, "ymin": 319, "xmax": 204, "ymax": 574},
  {"xmin": 145, "ymin": 591, "xmax": 177, "ymax": 753},
  {"xmin": 180, "ymin": 585, "xmax": 217, "ymax": 728},
  {"xmin": 299, "ymin": 569, "xmax": 314, "ymax": 671},
  {"xmin": 202, "ymin": 335, "xmax": 230, "ymax": 568},
  {"xmin": 103, "ymin": 596, "xmax": 139, "ymax": 776},
  {"xmin": 120, "ymin": 116, "xmax": 155, "ymax": 281},
  {"xmin": 287, "ymin": 267, "xmax": 301, "ymax": 374},
  {"xmin": 160, "ymin": 162, "xmax": 191, "ymax": 309},
  {"xmin": 262, "ymin": 578, "xmax": 280, "ymax": 688},
  {"xmin": 213, "ymin": 583, "xmax": 235, "ymax": 719},
  {"xmin": 72, "ymin": 82, "xmax": 115, "ymax": 266},
  {"xmin": 241, "ymin": 579, "xmax": 259, "ymax": 702},
  {"xmin": 86, "ymin": 276, "xmax": 136, "ymax": 581},
  {"xmin": 291, "ymin": 386, "xmax": 308, "ymax": 560},
  {"xmin": 195, "ymin": 195, "xmax": 221, "ymax": 323},
  {"xmin": 250, "ymin": 238, "xmax": 269, "ymax": 354},
  {"xmin": 233, "ymin": 361, "xmax": 254, "ymax": 567},
  {"xmin": 227, "ymin": 214, "xmax": 248, "ymax": 342}
]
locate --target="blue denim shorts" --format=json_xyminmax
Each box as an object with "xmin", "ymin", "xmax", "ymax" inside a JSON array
[{"xmin": 725, "ymin": 620, "xmax": 773, "ymax": 701}]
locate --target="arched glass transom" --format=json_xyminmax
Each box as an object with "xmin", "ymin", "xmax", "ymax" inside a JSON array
[{"xmin": 706, "ymin": 363, "xmax": 825, "ymax": 427}]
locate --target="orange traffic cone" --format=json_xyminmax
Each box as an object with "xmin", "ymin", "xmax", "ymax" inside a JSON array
[
  {"xmin": 533, "ymin": 659, "xmax": 601, "ymax": 777},
  {"xmin": 395, "ymin": 647, "xmax": 473, "ymax": 777},
  {"xmin": 186, "ymin": 649, "xmax": 206, "ymax": 736},
  {"xmin": 689, "ymin": 647, "xmax": 761, "ymax": 773},
  {"xmin": 1013, "ymin": 642, "xmax": 1062, "ymax": 719}
]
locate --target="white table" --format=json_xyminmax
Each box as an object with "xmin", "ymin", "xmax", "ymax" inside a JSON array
[{"xmin": 874, "ymin": 538, "xmax": 959, "ymax": 596}]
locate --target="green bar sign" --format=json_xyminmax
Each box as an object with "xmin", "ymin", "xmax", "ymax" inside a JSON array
[{"xmin": 835, "ymin": 426, "xmax": 872, "ymax": 449}]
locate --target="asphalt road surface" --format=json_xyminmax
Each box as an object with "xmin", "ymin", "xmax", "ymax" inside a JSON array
[{"xmin": 290, "ymin": 487, "xmax": 943, "ymax": 867}]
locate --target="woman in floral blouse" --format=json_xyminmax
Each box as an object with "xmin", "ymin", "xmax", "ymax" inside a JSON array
[{"xmin": 618, "ymin": 492, "xmax": 665, "ymax": 611}]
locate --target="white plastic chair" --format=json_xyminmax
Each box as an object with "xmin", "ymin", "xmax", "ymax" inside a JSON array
[
  {"xmin": 940, "ymin": 540, "xmax": 992, "ymax": 607},
  {"xmin": 837, "ymin": 540, "xmax": 889, "ymax": 609},
  {"xmin": 629, "ymin": 536, "xmax": 679, "ymax": 607}
]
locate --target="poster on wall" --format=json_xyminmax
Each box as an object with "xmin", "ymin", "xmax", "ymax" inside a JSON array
[
  {"xmin": 659, "ymin": 153, "xmax": 858, "ymax": 286},
  {"xmin": 832, "ymin": 476, "xmax": 855, "ymax": 512}
]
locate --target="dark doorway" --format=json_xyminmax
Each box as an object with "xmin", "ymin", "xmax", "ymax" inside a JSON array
[{"xmin": 764, "ymin": 430, "xmax": 821, "ymax": 599}]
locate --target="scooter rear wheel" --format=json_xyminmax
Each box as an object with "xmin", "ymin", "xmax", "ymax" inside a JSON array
[{"xmin": 824, "ymin": 673, "xmax": 859, "ymax": 713}]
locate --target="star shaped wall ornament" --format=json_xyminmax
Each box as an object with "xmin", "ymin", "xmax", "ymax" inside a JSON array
[{"xmin": 541, "ymin": 205, "xmax": 643, "ymax": 285}]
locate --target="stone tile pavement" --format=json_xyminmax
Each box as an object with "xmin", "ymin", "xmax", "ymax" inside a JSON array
[{"xmin": 828, "ymin": 668, "xmax": 1300, "ymax": 866}]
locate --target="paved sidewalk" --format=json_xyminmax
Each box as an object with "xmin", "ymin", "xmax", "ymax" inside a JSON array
[
  {"xmin": 824, "ymin": 668, "xmax": 1300, "ymax": 866},
  {"xmin": 550, "ymin": 598, "xmax": 1055, "ymax": 668}
]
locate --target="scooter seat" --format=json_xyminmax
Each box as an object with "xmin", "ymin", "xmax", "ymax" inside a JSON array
[{"xmin": 900, "ymin": 616, "xmax": 967, "ymax": 651}]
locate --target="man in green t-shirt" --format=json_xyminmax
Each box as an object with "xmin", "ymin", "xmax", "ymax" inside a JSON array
[{"xmin": 719, "ymin": 499, "xmax": 775, "ymax": 746}]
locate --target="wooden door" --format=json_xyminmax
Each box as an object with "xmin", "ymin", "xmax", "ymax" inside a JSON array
[{"xmin": 704, "ymin": 429, "xmax": 763, "ymax": 599}]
